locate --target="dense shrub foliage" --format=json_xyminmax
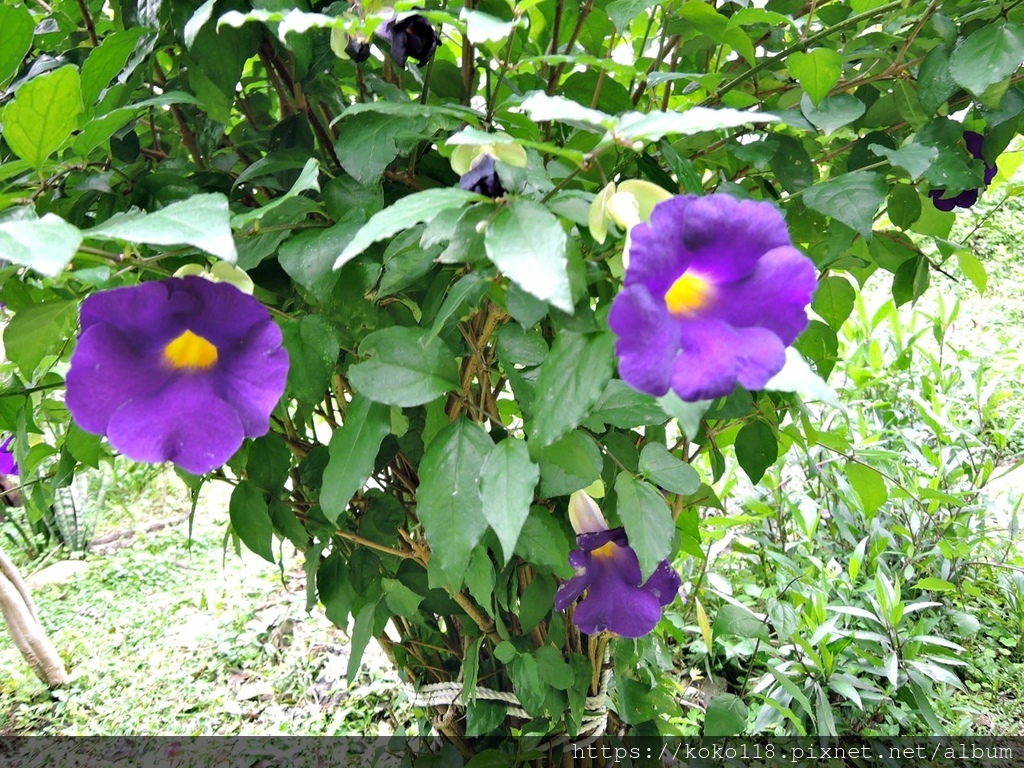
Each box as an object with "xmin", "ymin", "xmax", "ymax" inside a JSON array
[{"xmin": 1, "ymin": 0, "xmax": 1023, "ymax": 754}]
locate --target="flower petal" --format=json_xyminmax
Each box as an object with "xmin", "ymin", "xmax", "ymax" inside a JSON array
[
  {"xmin": 711, "ymin": 245, "xmax": 816, "ymax": 344},
  {"xmin": 66, "ymin": 323, "xmax": 173, "ymax": 435},
  {"xmin": 214, "ymin": 319, "xmax": 290, "ymax": 436},
  {"xmin": 106, "ymin": 376, "xmax": 245, "ymax": 475},
  {"xmin": 671, "ymin": 319, "xmax": 786, "ymax": 401},
  {"xmin": 608, "ymin": 285, "xmax": 679, "ymax": 396},
  {"xmin": 554, "ymin": 573, "xmax": 590, "ymax": 611},
  {"xmin": 643, "ymin": 560, "xmax": 682, "ymax": 608}
]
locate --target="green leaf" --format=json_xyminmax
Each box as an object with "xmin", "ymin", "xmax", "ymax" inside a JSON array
[
  {"xmin": 614, "ymin": 472, "xmax": 674, "ymax": 581},
  {"xmin": 657, "ymin": 392, "xmax": 712, "ymax": 441},
  {"xmin": 811, "ymin": 275, "xmax": 856, "ymax": 331},
  {"xmin": 279, "ymin": 211, "xmax": 365, "ymax": 302},
  {"xmin": 518, "ymin": 92, "xmax": 613, "ymax": 131},
  {"xmin": 3, "ymin": 66, "xmax": 83, "ymax": 169},
  {"xmin": 801, "ymin": 93, "xmax": 865, "ymax": 135},
  {"xmin": 320, "ymin": 395, "xmax": 392, "ymax": 524},
  {"xmin": 957, "ymin": 250, "xmax": 987, "ymax": 294},
  {"xmin": 86, "ymin": 193, "xmax": 237, "ymax": 262},
  {"xmin": 803, "ymin": 171, "xmax": 887, "ymax": 238},
  {"xmin": 887, "ymin": 183, "xmax": 922, "ymax": 230},
  {"xmin": 704, "ymin": 693, "xmax": 749, "ymax": 737},
  {"xmin": 0, "ymin": 6, "xmax": 35, "ymax": 88},
  {"xmin": 0, "ymin": 213, "xmax": 83, "ymax": 277},
  {"xmin": 3, "ymin": 300, "xmax": 78, "ymax": 376},
  {"xmin": 485, "ymin": 200, "xmax": 572, "ymax": 313},
  {"xmin": 519, "ymin": 573, "xmax": 557, "ymax": 633},
  {"xmin": 80, "ymin": 28, "xmax": 149, "ymax": 107},
  {"xmin": 334, "ymin": 188, "xmax": 482, "ymax": 269},
  {"xmin": 229, "ymin": 481, "xmax": 275, "ymax": 563},
  {"xmin": 639, "ymin": 443, "xmax": 701, "ymax": 495},
  {"xmin": 479, "ymin": 438, "xmax": 539, "ymax": 564},
  {"xmin": 348, "ymin": 326, "xmax": 460, "ymax": 407},
  {"xmin": 949, "ymin": 22, "xmax": 1024, "ymax": 97},
  {"xmin": 538, "ymin": 430, "xmax": 604, "ymax": 497},
  {"xmin": 606, "ymin": 0, "xmax": 662, "ymax": 30},
  {"xmin": 713, "ymin": 604, "xmax": 769, "ymax": 640},
  {"xmin": 347, "ymin": 600, "xmax": 379, "ymax": 681},
  {"xmin": 612, "ymin": 107, "xmax": 778, "ymax": 144},
  {"xmin": 529, "ymin": 331, "xmax": 615, "ymax": 447},
  {"xmin": 416, "ymin": 418, "xmax": 494, "ymax": 583},
  {"xmin": 918, "ymin": 46, "xmax": 957, "ymax": 114},
  {"xmin": 795, "ymin": 320, "xmax": 839, "ymax": 378},
  {"xmin": 915, "ymin": 577, "xmax": 957, "ymax": 593},
  {"xmin": 317, "ymin": 549, "xmax": 356, "ymax": 625},
  {"xmin": 590, "ymin": 379, "xmax": 667, "ymax": 428},
  {"xmin": 382, "ymin": 578, "xmax": 425, "ymax": 617},
  {"xmin": 870, "ymin": 143, "xmax": 938, "ymax": 181},
  {"xmin": 845, "ymin": 462, "xmax": 888, "ymax": 516},
  {"xmin": 892, "ymin": 255, "xmax": 930, "ymax": 307},
  {"xmin": 734, "ymin": 420, "xmax": 778, "ymax": 484},
  {"xmin": 787, "ymin": 48, "xmax": 842, "ymax": 105},
  {"xmin": 65, "ymin": 424, "xmax": 102, "ymax": 468},
  {"xmin": 280, "ymin": 315, "xmax": 341, "ymax": 403},
  {"xmin": 514, "ymin": 507, "xmax": 573, "ymax": 577},
  {"xmin": 231, "ymin": 158, "xmax": 321, "ymax": 229}
]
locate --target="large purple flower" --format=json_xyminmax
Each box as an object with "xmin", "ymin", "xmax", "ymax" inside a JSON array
[
  {"xmin": 66, "ymin": 276, "xmax": 289, "ymax": 475},
  {"xmin": 929, "ymin": 131, "xmax": 997, "ymax": 211},
  {"xmin": 0, "ymin": 437, "xmax": 16, "ymax": 475},
  {"xmin": 458, "ymin": 154, "xmax": 504, "ymax": 198},
  {"xmin": 555, "ymin": 492, "xmax": 680, "ymax": 638},
  {"xmin": 608, "ymin": 194, "xmax": 817, "ymax": 402}
]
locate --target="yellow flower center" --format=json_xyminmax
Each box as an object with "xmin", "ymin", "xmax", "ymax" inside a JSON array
[
  {"xmin": 664, "ymin": 272, "xmax": 712, "ymax": 316},
  {"xmin": 163, "ymin": 329, "xmax": 218, "ymax": 371},
  {"xmin": 593, "ymin": 542, "xmax": 618, "ymax": 561}
]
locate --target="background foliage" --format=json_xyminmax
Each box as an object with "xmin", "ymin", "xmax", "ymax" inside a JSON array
[{"xmin": 2, "ymin": 0, "xmax": 1024, "ymax": 756}]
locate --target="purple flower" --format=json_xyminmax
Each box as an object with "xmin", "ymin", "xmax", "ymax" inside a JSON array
[
  {"xmin": 930, "ymin": 131, "xmax": 997, "ymax": 211},
  {"xmin": 458, "ymin": 154, "xmax": 504, "ymax": 198},
  {"xmin": 0, "ymin": 437, "xmax": 17, "ymax": 476},
  {"xmin": 554, "ymin": 491, "xmax": 680, "ymax": 638},
  {"xmin": 377, "ymin": 14, "xmax": 440, "ymax": 68},
  {"xmin": 608, "ymin": 194, "xmax": 816, "ymax": 402},
  {"xmin": 66, "ymin": 276, "xmax": 289, "ymax": 475}
]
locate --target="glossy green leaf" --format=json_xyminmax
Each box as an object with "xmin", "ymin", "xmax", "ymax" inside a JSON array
[
  {"xmin": 0, "ymin": 213, "xmax": 83, "ymax": 277},
  {"xmin": 3, "ymin": 300, "xmax": 79, "ymax": 376},
  {"xmin": 529, "ymin": 331, "xmax": 615, "ymax": 447},
  {"xmin": 229, "ymin": 481, "xmax": 275, "ymax": 563},
  {"xmin": 949, "ymin": 22, "xmax": 1024, "ymax": 96},
  {"xmin": 0, "ymin": 6, "xmax": 34, "ymax": 88},
  {"xmin": 812, "ymin": 275, "xmax": 856, "ymax": 331},
  {"xmin": 334, "ymin": 188, "xmax": 482, "ymax": 269},
  {"xmin": 614, "ymin": 472, "xmax": 674, "ymax": 581},
  {"xmin": 3, "ymin": 66, "xmax": 83, "ymax": 168},
  {"xmin": 321, "ymin": 395, "xmax": 392, "ymax": 523},
  {"xmin": 801, "ymin": 93, "xmax": 865, "ymax": 135},
  {"xmin": 639, "ymin": 443, "xmax": 701, "ymax": 495},
  {"xmin": 845, "ymin": 462, "xmax": 888, "ymax": 516},
  {"xmin": 485, "ymin": 200, "xmax": 572, "ymax": 312},
  {"xmin": 280, "ymin": 317, "xmax": 338, "ymax": 406},
  {"xmin": 870, "ymin": 143, "xmax": 937, "ymax": 181},
  {"xmin": 348, "ymin": 326, "xmax": 460, "ymax": 407},
  {"xmin": 734, "ymin": 420, "xmax": 778, "ymax": 483},
  {"xmin": 416, "ymin": 418, "xmax": 494, "ymax": 583},
  {"xmin": 479, "ymin": 438, "xmax": 539, "ymax": 564},
  {"xmin": 704, "ymin": 693, "xmax": 749, "ymax": 737},
  {"xmin": 803, "ymin": 171, "xmax": 888, "ymax": 238},
  {"xmin": 86, "ymin": 193, "xmax": 237, "ymax": 262},
  {"xmin": 957, "ymin": 250, "xmax": 987, "ymax": 295},
  {"xmin": 787, "ymin": 48, "xmax": 842, "ymax": 105}
]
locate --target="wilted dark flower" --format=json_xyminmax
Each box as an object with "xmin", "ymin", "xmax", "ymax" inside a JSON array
[
  {"xmin": 66, "ymin": 276, "xmax": 289, "ymax": 475},
  {"xmin": 458, "ymin": 154, "xmax": 504, "ymax": 198},
  {"xmin": 377, "ymin": 13, "xmax": 440, "ymax": 68},
  {"xmin": 554, "ymin": 491, "xmax": 681, "ymax": 638},
  {"xmin": 930, "ymin": 131, "xmax": 998, "ymax": 211},
  {"xmin": 608, "ymin": 194, "xmax": 816, "ymax": 402},
  {"xmin": 345, "ymin": 37, "xmax": 371, "ymax": 64}
]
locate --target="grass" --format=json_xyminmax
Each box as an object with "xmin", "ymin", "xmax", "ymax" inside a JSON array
[{"xmin": 0, "ymin": 481, "xmax": 409, "ymax": 736}]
